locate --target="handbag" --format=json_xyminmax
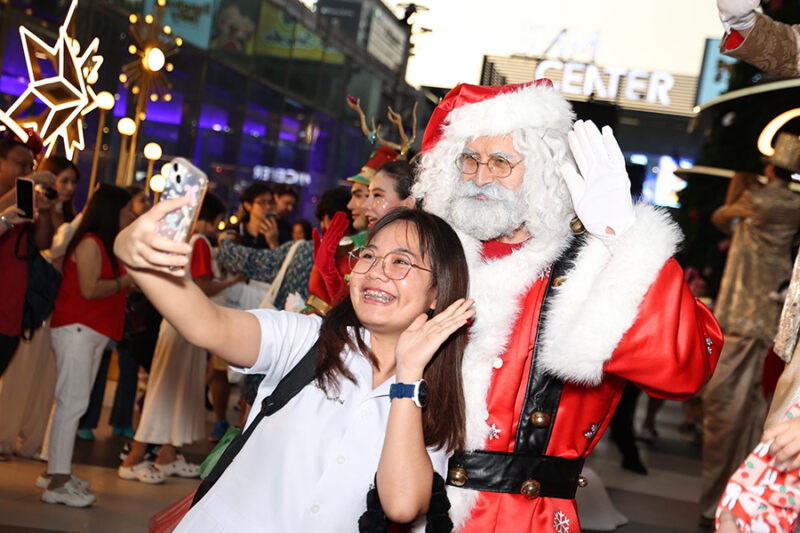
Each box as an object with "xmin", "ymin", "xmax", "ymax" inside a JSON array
[
  {"xmin": 15, "ymin": 224, "xmax": 62, "ymax": 340},
  {"xmin": 191, "ymin": 339, "xmax": 320, "ymax": 506},
  {"xmin": 148, "ymin": 489, "xmax": 197, "ymax": 533},
  {"xmin": 259, "ymin": 240, "xmax": 302, "ymax": 310}
]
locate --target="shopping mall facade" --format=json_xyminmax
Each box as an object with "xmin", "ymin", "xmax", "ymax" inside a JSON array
[{"xmin": 0, "ymin": 0, "xmax": 430, "ymax": 221}]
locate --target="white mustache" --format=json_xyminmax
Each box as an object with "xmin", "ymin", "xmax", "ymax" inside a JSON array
[{"xmin": 457, "ymin": 181, "xmax": 515, "ymax": 202}]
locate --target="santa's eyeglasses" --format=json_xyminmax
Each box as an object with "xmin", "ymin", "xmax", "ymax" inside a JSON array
[{"xmin": 455, "ymin": 153, "xmax": 523, "ymax": 178}]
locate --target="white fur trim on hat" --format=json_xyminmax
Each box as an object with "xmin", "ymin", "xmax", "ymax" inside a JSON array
[{"xmin": 440, "ymin": 84, "xmax": 575, "ymax": 145}]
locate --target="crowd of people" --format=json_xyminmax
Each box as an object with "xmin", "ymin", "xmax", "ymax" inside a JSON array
[{"xmin": 2, "ymin": 0, "xmax": 800, "ymax": 531}]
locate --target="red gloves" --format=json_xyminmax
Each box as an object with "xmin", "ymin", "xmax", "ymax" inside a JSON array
[{"xmin": 309, "ymin": 212, "xmax": 351, "ymax": 309}]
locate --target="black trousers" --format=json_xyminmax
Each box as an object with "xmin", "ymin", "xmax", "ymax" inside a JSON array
[{"xmin": 0, "ymin": 333, "xmax": 21, "ymax": 378}]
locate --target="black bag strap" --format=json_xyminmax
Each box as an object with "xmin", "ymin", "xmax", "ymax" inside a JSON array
[{"xmin": 192, "ymin": 339, "xmax": 320, "ymax": 506}]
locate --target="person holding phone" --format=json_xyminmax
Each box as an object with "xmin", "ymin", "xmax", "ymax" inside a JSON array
[
  {"xmin": 0, "ymin": 137, "xmax": 54, "ymax": 380},
  {"xmin": 114, "ymin": 204, "xmax": 471, "ymax": 531}
]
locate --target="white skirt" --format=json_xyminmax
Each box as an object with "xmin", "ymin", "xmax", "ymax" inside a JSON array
[{"xmin": 134, "ymin": 319, "xmax": 206, "ymax": 447}]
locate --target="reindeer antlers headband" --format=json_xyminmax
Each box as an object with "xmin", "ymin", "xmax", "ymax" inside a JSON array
[{"xmin": 346, "ymin": 96, "xmax": 418, "ymax": 158}]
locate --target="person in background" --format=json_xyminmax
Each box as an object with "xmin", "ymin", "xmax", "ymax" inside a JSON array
[
  {"xmin": 291, "ymin": 219, "xmax": 312, "ymax": 241},
  {"xmin": 119, "ymin": 192, "xmax": 242, "ymax": 484},
  {"xmin": 40, "ymin": 156, "xmax": 79, "ymax": 230},
  {"xmin": 701, "ymin": 161, "xmax": 800, "ymax": 526},
  {"xmin": 77, "ymin": 186, "xmax": 152, "ymax": 442},
  {"xmin": 271, "ymin": 183, "xmax": 298, "ymax": 245},
  {"xmin": 108, "ymin": 185, "xmax": 157, "ymax": 439},
  {"xmin": 237, "ymin": 182, "xmax": 277, "ymax": 249},
  {"xmin": 363, "ymin": 160, "xmax": 417, "ymax": 230},
  {"xmin": 215, "ymin": 187, "xmax": 350, "ymax": 418},
  {"xmin": 0, "ymin": 157, "xmax": 87, "ymax": 459},
  {"xmin": 39, "ymin": 184, "xmax": 135, "ymax": 507},
  {"xmin": 0, "ymin": 137, "xmax": 53, "ymax": 377}
]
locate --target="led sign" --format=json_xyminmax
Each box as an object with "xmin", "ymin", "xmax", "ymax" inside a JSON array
[
  {"xmin": 534, "ymin": 60, "xmax": 675, "ymax": 106},
  {"xmin": 253, "ymin": 165, "xmax": 311, "ymax": 186}
]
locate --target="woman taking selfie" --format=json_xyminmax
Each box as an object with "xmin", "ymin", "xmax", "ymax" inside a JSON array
[{"xmin": 115, "ymin": 200, "xmax": 472, "ymax": 531}]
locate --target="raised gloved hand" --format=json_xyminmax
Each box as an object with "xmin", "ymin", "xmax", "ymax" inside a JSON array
[
  {"xmin": 717, "ymin": 0, "xmax": 759, "ymax": 32},
  {"xmin": 561, "ymin": 120, "xmax": 635, "ymax": 239},
  {"xmin": 311, "ymin": 211, "xmax": 351, "ymax": 302}
]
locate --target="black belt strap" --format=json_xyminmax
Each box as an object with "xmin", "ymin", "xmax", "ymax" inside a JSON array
[
  {"xmin": 191, "ymin": 340, "xmax": 320, "ymax": 506},
  {"xmin": 447, "ymin": 450, "xmax": 585, "ymax": 499}
]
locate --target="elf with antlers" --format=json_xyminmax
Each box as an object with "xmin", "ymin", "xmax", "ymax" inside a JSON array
[{"xmin": 305, "ymin": 97, "xmax": 419, "ymax": 315}]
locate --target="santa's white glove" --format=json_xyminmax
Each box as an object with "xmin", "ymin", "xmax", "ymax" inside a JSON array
[
  {"xmin": 717, "ymin": 0, "xmax": 759, "ymax": 32},
  {"xmin": 561, "ymin": 120, "xmax": 635, "ymax": 239}
]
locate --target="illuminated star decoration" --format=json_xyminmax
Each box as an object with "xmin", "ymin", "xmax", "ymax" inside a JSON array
[
  {"xmin": 0, "ymin": 0, "xmax": 103, "ymax": 159},
  {"xmin": 121, "ymin": 0, "xmax": 181, "ymax": 104}
]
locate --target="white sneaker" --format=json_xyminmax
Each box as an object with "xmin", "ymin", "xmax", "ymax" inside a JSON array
[
  {"xmin": 41, "ymin": 479, "xmax": 96, "ymax": 507},
  {"xmin": 118, "ymin": 461, "xmax": 166, "ymax": 484},
  {"xmin": 36, "ymin": 473, "xmax": 90, "ymax": 491}
]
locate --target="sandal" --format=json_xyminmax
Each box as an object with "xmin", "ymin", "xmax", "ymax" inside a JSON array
[
  {"xmin": 154, "ymin": 455, "xmax": 200, "ymax": 478},
  {"xmin": 118, "ymin": 461, "xmax": 166, "ymax": 484}
]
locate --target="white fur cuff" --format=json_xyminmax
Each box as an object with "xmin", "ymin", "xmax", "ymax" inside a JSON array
[{"xmin": 538, "ymin": 204, "xmax": 683, "ymax": 385}]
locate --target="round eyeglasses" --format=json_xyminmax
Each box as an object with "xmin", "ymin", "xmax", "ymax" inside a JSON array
[
  {"xmin": 348, "ymin": 250, "xmax": 432, "ymax": 280},
  {"xmin": 455, "ymin": 153, "xmax": 522, "ymax": 178}
]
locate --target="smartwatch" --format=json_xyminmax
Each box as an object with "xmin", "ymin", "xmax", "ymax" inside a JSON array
[{"xmin": 389, "ymin": 379, "xmax": 429, "ymax": 408}]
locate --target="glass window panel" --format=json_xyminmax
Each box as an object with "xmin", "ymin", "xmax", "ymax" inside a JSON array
[
  {"xmin": 253, "ymin": 1, "xmax": 294, "ymax": 87},
  {"xmin": 287, "ymin": 22, "xmax": 325, "ymax": 101}
]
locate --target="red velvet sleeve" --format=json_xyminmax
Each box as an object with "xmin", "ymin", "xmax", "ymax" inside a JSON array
[
  {"xmin": 603, "ymin": 258, "xmax": 723, "ymax": 400},
  {"xmin": 190, "ymin": 237, "xmax": 213, "ymax": 280}
]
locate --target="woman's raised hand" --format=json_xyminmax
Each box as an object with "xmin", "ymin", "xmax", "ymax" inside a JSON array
[
  {"xmin": 114, "ymin": 196, "xmax": 193, "ymax": 276},
  {"xmin": 395, "ymin": 298, "xmax": 474, "ymax": 378}
]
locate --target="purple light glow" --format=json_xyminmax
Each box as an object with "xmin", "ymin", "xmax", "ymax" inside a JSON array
[
  {"xmin": 198, "ymin": 104, "xmax": 229, "ymax": 131},
  {"xmin": 243, "ymin": 118, "xmax": 266, "ymax": 137},
  {"xmin": 0, "ymin": 75, "xmax": 30, "ymax": 97}
]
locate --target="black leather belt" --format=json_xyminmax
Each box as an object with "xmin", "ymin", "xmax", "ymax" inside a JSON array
[{"xmin": 447, "ymin": 450, "xmax": 585, "ymax": 500}]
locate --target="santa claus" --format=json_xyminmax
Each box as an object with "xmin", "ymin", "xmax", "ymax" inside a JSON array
[{"xmin": 412, "ymin": 81, "xmax": 722, "ymax": 531}]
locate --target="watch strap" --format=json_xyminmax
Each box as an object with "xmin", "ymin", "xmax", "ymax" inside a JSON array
[{"xmin": 389, "ymin": 382, "xmax": 416, "ymax": 400}]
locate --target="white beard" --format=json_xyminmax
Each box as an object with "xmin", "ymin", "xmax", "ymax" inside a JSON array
[{"xmin": 447, "ymin": 181, "xmax": 528, "ymax": 241}]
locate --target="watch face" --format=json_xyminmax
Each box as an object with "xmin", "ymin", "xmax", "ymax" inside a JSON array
[{"xmin": 417, "ymin": 380, "xmax": 430, "ymax": 408}]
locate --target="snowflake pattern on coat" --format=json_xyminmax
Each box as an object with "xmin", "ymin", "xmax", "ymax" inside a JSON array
[{"xmin": 553, "ymin": 511, "xmax": 570, "ymax": 532}]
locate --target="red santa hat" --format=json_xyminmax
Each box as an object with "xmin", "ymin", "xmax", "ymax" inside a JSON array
[
  {"xmin": 346, "ymin": 145, "xmax": 399, "ymax": 185},
  {"xmin": 421, "ymin": 80, "xmax": 574, "ymax": 153}
]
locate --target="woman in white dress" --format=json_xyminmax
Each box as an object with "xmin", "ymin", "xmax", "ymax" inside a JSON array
[{"xmin": 115, "ymin": 202, "xmax": 472, "ymax": 531}]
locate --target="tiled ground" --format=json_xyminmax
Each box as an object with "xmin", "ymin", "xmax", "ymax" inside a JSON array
[{"xmin": 0, "ymin": 383, "xmax": 712, "ymax": 532}]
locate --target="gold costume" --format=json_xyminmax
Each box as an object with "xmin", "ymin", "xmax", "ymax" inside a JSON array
[{"xmin": 701, "ymin": 179, "xmax": 800, "ymax": 520}]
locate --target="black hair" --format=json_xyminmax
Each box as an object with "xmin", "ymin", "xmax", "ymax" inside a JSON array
[
  {"xmin": 293, "ymin": 219, "xmax": 313, "ymax": 240},
  {"xmin": 375, "ymin": 160, "xmax": 416, "ymax": 200},
  {"xmin": 67, "ymin": 184, "xmax": 132, "ymax": 276},
  {"xmin": 272, "ymin": 183, "xmax": 298, "ymax": 200},
  {"xmin": 239, "ymin": 182, "xmax": 273, "ymax": 223},
  {"xmin": 314, "ymin": 187, "xmax": 352, "ymax": 223},
  {"xmin": 39, "ymin": 156, "xmax": 80, "ymax": 223},
  {"xmin": 125, "ymin": 184, "xmax": 145, "ymax": 197},
  {"xmin": 198, "ymin": 191, "xmax": 227, "ymax": 223},
  {"xmin": 240, "ymin": 182, "xmax": 273, "ymax": 204}
]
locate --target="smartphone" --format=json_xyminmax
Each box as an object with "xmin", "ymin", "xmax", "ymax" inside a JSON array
[
  {"xmin": 154, "ymin": 158, "xmax": 208, "ymax": 243},
  {"xmin": 16, "ymin": 177, "xmax": 34, "ymax": 219}
]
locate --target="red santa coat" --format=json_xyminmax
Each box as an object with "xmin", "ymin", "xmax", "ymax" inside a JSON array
[{"xmin": 441, "ymin": 204, "xmax": 722, "ymax": 532}]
